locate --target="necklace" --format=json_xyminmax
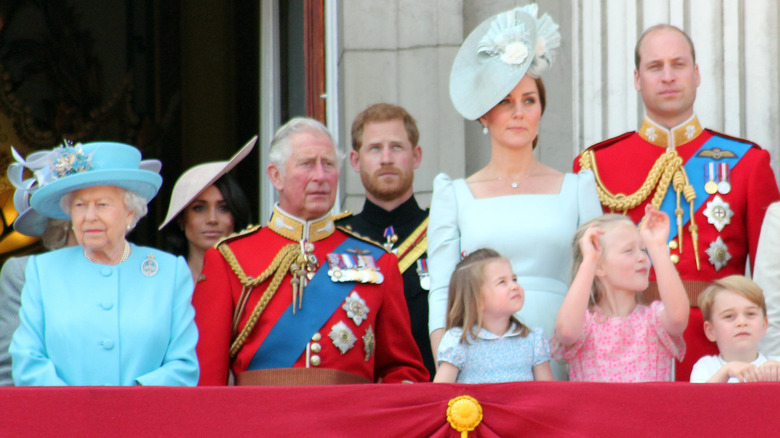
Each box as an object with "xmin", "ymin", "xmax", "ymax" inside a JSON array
[
  {"xmin": 84, "ymin": 241, "xmax": 131, "ymax": 265},
  {"xmin": 494, "ymin": 166, "xmax": 536, "ymax": 189}
]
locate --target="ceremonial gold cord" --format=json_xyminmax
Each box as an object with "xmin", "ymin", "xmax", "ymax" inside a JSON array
[
  {"xmin": 580, "ymin": 149, "xmax": 680, "ymax": 213},
  {"xmin": 220, "ymin": 243, "xmax": 300, "ymax": 358},
  {"xmin": 580, "ymin": 147, "xmax": 700, "ymax": 270}
]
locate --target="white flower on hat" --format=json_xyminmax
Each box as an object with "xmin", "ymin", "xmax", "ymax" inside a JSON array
[{"xmin": 500, "ymin": 42, "xmax": 529, "ymax": 65}]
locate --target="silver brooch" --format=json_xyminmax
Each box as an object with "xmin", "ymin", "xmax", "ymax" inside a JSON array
[
  {"xmin": 705, "ymin": 237, "xmax": 731, "ymax": 271},
  {"xmin": 329, "ymin": 321, "xmax": 356, "ymax": 354},
  {"xmin": 363, "ymin": 325, "xmax": 375, "ymax": 362},
  {"xmin": 141, "ymin": 254, "xmax": 159, "ymax": 277},
  {"xmin": 703, "ymin": 195, "xmax": 734, "ymax": 232},
  {"xmin": 342, "ymin": 291, "xmax": 369, "ymax": 326}
]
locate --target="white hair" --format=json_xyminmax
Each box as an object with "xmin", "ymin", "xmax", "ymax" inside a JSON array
[
  {"xmin": 268, "ymin": 117, "xmax": 345, "ymax": 175},
  {"xmin": 60, "ymin": 187, "xmax": 149, "ymax": 233}
]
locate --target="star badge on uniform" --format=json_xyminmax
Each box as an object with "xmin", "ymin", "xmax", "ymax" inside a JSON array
[
  {"xmin": 703, "ymin": 195, "xmax": 734, "ymax": 232},
  {"xmin": 705, "ymin": 236, "xmax": 731, "ymax": 271},
  {"xmin": 329, "ymin": 321, "xmax": 357, "ymax": 354},
  {"xmin": 343, "ymin": 291, "xmax": 369, "ymax": 326}
]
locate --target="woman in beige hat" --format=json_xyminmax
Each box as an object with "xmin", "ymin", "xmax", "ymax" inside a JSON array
[
  {"xmin": 428, "ymin": 5, "xmax": 602, "ymax": 380},
  {"xmin": 160, "ymin": 137, "xmax": 256, "ymax": 283}
]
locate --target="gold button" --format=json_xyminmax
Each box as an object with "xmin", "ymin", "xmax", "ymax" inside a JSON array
[
  {"xmin": 311, "ymin": 333, "xmax": 321, "ymax": 342},
  {"xmin": 310, "ymin": 355, "xmax": 321, "ymax": 366},
  {"xmin": 670, "ymin": 254, "xmax": 680, "ymax": 264},
  {"xmin": 310, "ymin": 342, "xmax": 321, "ymax": 353},
  {"xmin": 668, "ymin": 240, "xmax": 678, "ymax": 250}
]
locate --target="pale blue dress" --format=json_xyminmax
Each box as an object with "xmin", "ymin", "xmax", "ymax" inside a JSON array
[
  {"xmin": 438, "ymin": 325, "xmax": 550, "ymax": 383},
  {"xmin": 10, "ymin": 245, "xmax": 199, "ymax": 386},
  {"xmin": 428, "ymin": 170, "xmax": 601, "ymax": 380}
]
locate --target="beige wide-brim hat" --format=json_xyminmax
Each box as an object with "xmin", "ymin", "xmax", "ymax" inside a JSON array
[{"xmin": 158, "ymin": 136, "xmax": 257, "ymax": 230}]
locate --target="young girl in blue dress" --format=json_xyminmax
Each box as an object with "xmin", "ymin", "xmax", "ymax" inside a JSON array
[{"xmin": 433, "ymin": 249, "xmax": 554, "ymax": 383}]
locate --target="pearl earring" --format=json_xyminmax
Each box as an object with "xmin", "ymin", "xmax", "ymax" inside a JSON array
[{"xmin": 482, "ymin": 125, "xmax": 488, "ymax": 135}]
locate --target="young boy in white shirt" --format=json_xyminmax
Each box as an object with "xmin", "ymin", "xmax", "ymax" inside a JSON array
[{"xmin": 691, "ymin": 275, "xmax": 780, "ymax": 383}]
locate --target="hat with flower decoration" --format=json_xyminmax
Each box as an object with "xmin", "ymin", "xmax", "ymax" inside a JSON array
[
  {"xmin": 449, "ymin": 4, "xmax": 561, "ymax": 120},
  {"xmin": 29, "ymin": 141, "xmax": 163, "ymax": 220}
]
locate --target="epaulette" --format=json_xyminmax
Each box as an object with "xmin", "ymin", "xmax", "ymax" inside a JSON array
[
  {"xmin": 336, "ymin": 225, "xmax": 389, "ymax": 253},
  {"xmin": 215, "ymin": 224, "xmax": 263, "ymax": 248},
  {"xmin": 582, "ymin": 131, "xmax": 636, "ymax": 153},
  {"xmin": 332, "ymin": 210, "xmax": 353, "ymax": 221},
  {"xmin": 705, "ymin": 128, "xmax": 763, "ymax": 150}
]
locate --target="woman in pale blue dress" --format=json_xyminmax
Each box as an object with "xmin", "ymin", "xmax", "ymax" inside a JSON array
[{"xmin": 428, "ymin": 5, "xmax": 602, "ymax": 380}]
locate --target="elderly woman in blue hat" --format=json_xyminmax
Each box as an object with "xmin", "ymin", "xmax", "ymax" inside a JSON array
[
  {"xmin": 427, "ymin": 5, "xmax": 602, "ymax": 380},
  {"xmin": 9, "ymin": 142, "xmax": 199, "ymax": 386}
]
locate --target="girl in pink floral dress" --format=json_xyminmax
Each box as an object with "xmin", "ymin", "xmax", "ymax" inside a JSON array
[{"xmin": 551, "ymin": 206, "xmax": 689, "ymax": 382}]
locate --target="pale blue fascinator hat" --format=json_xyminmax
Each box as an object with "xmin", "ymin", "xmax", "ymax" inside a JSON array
[
  {"xmin": 449, "ymin": 4, "xmax": 561, "ymax": 120},
  {"xmin": 28, "ymin": 141, "xmax": 163, "ymax": 220},
  {"xmin": 7, "ymin": 148, "xmax": 58, "ymax": 236}
]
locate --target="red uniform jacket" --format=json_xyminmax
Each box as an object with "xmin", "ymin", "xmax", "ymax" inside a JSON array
[
  {"xmin": 575, "ymin": 116, "xmax": 780, "ymax": 380},
  {"xmin": 193, "ymin": 208, "xmax": 429, "ymax": 385}
]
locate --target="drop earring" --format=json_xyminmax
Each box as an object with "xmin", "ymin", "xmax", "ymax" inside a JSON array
[{"xmin": 482, "ymin": 125, "xmax": 488, "ymax": 135}]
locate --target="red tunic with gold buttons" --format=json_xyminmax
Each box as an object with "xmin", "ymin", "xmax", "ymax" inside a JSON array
[
  {"xmin": 193, "ymin": 206, "xmax": 429, "ymax": 385},
  {"xmin": 575, "ymin": 115, "xmax": 780, "ymax": 381}
]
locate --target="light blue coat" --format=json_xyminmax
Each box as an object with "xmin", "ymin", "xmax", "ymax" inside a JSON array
[{"xmin": 10, "ymin": 244, "xmax": 199, "ymax": 386}]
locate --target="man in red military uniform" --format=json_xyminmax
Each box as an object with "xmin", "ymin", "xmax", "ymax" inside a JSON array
[
  {"xmin": 575, "ymin": 24, "xmax": 780, "ymax": 381},
  {"xmin": 193, "ymin": 117, "xmax": 429, "ymax": 385}
]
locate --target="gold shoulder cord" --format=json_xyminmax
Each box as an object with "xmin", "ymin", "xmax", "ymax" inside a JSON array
[
  {"xmin": 579, "ymin": 148, "xmax": 700, "ymax": 269},
  {"xmin": 219, "ymin": 242, "xmax": 301, "ymax": 358}
]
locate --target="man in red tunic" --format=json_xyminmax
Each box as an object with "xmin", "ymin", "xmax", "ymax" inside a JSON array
[
  {"xmin": 575, "ymin": 25, "xmax": 780, "ymax": 380},
  {"xmin": 193, "ymin": 117, "xmax": 429, "ymax": 385}
]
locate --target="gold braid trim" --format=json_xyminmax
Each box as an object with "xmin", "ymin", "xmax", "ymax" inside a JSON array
[
  {"xmin": 579, "ymin": 149, "xmax": 683, "ymax": 213},
  {"xmin": 218, "ymin": 243, "xmax": 300, "ymax": 358},
  {"xmin": 396, "ymin": 217, "xmax": 429, "ymax": 274}
]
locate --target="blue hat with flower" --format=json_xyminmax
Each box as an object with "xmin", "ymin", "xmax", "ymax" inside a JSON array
[
  {"xmin": 29, "ymin": 141, "xmax": 163, "ymax": 220},
  {"xmin": 449, "ymin": 4, "xmax": 561, "ymax": 120}
]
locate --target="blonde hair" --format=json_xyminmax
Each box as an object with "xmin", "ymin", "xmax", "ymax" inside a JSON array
[
  {"xmin": 699, "ymin": 275, "xmax": 767, "ymax": 322},
  {"xmin": 570, "ymin": 214, "xmax": 644, "ymax": 306},
  {"xmin": 446, "ymin": 248, "xmax": 529, "ymax": 344}
]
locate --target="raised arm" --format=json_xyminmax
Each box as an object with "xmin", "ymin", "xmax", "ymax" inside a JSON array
[
  {"xmin": 555, "ymin": 226, "xmax": 602, "ymax": 347},
  {"xmin": 640, "ymin": 205, "xmax": 689, "ymax": 336}
]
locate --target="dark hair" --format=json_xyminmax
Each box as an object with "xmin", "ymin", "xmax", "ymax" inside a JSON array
[
  {"xmin": 351, "ymin": 103, "xmax": 420, "ymax": 151},
  {"xmin": 634, "ymin": 24, "xmax": 696, "ymax": 70},
  {"xmin": 163, "ymin": 173, "xmax": 252, "ymax": 258},
  {"xmin": 532, "ymin": 77, "xmax": 547, "ymax": 149}
]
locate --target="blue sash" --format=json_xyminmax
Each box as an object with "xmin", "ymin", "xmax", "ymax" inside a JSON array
[
  {"xmin": 247, "ymin": 236, "xmax": 385, "ymax": 370},
  {"xmin": 659, "ymin": 135, "xmax": 750, "ymax": 242}
]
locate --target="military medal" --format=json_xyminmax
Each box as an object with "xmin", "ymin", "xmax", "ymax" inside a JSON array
[
  {"xmin": 383, "ymin": 226, "xmax": 398, "ymax": 252},
  {"xmin": 327, "ymin": 253, "xmax": 343, "ymax": 280},
  {"xmin": 717, "ymin": 163, "xmax": 731, "ymax": 194},
  {"xmin": 703, "ymin": 195, "xmax": 734, "ymax": 232},
  {"xmin": 329, "ymin": 321, "xmax": 357, "ymax": 354},
  {"xmin": 141, "ymin": 253, "xmax": 158, "ymax": 277},
  {"xmin": 704, "ymin": 162, "xmax": 718, "ymax": 195},
  {"xmin": 416, "ymin": 258, "xmax": 430, "ymax": 290},
  {"xmin": 342, "ymin": 291, "xmax": 369, "ymax": 326},
  {"xmin": 356, "ymin": 254, "xmax": 384, "ymax": 284},
  {"xmin": 363, "ymin": 325, "xmax": 375, "ymax": 361},
  {"xmin": 705, "ymin": 237, "xmax": 731, "ymax": 271}
]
